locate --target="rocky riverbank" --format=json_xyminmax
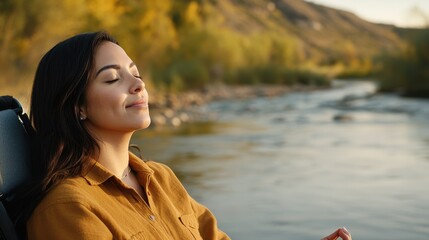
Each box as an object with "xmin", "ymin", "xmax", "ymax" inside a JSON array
[{"xmin": 148, "ymin": 84, "xmax": 324, "ymax": 128}]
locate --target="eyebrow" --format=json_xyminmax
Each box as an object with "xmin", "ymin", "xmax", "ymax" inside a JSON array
[{"xmin": 95, "ymin": 62, "xmax": 137, "ymax": 77}]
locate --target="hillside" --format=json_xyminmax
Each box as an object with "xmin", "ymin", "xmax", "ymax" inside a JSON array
[{"xmin": 213, "ymin": 0, "xmax": 404, "ymax": 64}]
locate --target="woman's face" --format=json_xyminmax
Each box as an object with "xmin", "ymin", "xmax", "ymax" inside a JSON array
[{"xmin": 80, "ymin": 41, "xmax": 150, "ymax": 138}]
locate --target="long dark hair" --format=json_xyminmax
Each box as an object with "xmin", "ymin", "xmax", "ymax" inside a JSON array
[
  {"xmin": 30, "ymin": 31, "xmax": 117, "ymax": 191},
  {"xmin": 10, "ymin": 31, "xmax": 118, "ymax": 236}
]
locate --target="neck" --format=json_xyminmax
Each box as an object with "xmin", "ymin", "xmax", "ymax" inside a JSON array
[{"xmin": 94, "ymin": 131, "xmax": 134, "ymax": 178}]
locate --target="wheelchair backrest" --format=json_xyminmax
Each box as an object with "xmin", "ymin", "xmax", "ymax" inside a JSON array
[{"xmin": 0, "ymin": 96, "xmax": 33, "ymax": 240}]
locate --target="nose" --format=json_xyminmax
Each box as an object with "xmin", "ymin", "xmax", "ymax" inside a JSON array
[{"xmin": 130, "ymin": 76, "xmax": 145, "ymax": 94}]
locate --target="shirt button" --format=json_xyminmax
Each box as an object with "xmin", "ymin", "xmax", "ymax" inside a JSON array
[{"xmin": 149, "ymin": 215, "xmax": 156, "ymax": 221}]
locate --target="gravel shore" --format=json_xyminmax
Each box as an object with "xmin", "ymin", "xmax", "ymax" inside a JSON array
[{"xmin": 148, "ymin": 84, "xmax": 323, "ymax": 128}]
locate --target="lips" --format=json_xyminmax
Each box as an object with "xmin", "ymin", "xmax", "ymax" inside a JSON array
[{"xmin": 126, "ymin": 98, "xmax": 148, "ymax": 108}]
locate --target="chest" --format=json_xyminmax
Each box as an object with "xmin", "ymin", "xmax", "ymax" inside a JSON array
[{"xmin": 92, "ymin": 179, "xmax": 203, "ymax": 240}]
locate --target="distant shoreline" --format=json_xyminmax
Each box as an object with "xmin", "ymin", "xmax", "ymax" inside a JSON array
[{"xmin": 148, "ymin": 84, "xmax": 327, "ymax": 128}]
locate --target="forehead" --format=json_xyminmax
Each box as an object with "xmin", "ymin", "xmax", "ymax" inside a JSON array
[{"xmin": 93, "ymin": 41, "xmax": 131, "ymax": 68}]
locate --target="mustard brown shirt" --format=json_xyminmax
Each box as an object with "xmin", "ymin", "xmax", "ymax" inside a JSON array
[{"xmin": 27, "ymin": 153, "xmax": 230, "ymax": 240}]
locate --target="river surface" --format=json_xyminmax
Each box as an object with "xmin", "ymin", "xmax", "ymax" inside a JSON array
[{"xmin": 133, "ymin": 80, "xmax": 429, "ymax": 240}]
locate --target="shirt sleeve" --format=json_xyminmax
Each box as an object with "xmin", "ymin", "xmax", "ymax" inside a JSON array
[
  {"xmin": 189, "ymin": 196, "xmax": 231, "ymax": 240},
  {"xmin": 27, "ymin": 201, "xmax": 113, "ymax": 240}
]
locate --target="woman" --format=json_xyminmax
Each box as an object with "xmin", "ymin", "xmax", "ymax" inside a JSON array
[{"xmin": 24, "ymin": 31, "xmax": 351, "ymax": 240}]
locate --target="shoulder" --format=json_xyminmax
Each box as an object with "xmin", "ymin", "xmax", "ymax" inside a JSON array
[
  {"xmin": 145, "ymin": 160, "xmax": 175, "ymax": 175},
  {"xmin": 27, "ymin": 178, "xmax": 114, "ymax": 239},
  {"xmin": 43, "ymin": 177, "xmax": 90, "ymax": 201},
  {"xmin": 32, "ymin": 177, "xmax": 92, "ymax": 215},
  {"xmin": 130, "ymin": 155, "xmax": 188, "ymax": 195},
  {"xmin": 130, "ymin": 152, "xmax": 177, "ymax": 178},
  {"xmin": 145, "ymin": 160, "xmax": 184, "ymax": 184},
  {"xmin": 144, "ymin": 161, "xmax": 188, "ymax": 192}
]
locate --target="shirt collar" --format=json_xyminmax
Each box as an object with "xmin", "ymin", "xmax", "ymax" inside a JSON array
[
  {"xmin": 129, "ymin": 152, "xmax": 154, "ymax": 175},
  {"xmin": 83, "ymin": 152, "xmax": 154, "ymax": 186}
]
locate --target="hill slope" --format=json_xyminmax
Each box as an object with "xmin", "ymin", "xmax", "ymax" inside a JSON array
[{"xmin": 213, "ymin": 0, "xmax": 404, "ymax": 63}]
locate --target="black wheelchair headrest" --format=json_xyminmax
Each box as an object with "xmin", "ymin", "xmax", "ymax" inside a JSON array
[
  {"xmin": 0, "ymin": 96, "xmax": 32, "ymax": 201},
  {"xmin": 0, "ymin": 97, "xmax": 22, "ymax": 114}
]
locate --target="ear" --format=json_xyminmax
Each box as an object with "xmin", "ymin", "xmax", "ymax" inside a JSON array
[{"xmin": 76, "ymin": 105, "xmax": 87, "ymax": 121}]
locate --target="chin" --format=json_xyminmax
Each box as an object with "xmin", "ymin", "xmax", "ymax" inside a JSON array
[{"xmin": 140, "ymin": 118, "xmax": 151, "ymax": 129}]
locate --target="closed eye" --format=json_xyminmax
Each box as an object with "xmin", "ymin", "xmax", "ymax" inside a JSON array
[
  {"xmin": 105, "ymin": 79, "xmax": 119, "ymax": 84},
  {"xmin": 135, "ymin": 75, "xmax": 142, "ymax": 80}
]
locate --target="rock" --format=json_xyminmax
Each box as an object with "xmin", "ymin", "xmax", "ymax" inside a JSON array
[
  {"xmin": 333, "ymin": 113, "xmax": 353, "ymax": 122},
  {"xmin": 272, "ymin": 116, "xmax": 287, "ymax": 123},
  {"xmin": 163, "ymin": 109, "xmax": 175, "ymax": 118},
  {"xmin": 170, "ymin": 117, "xmax": 181, "ymax": 127},
  {"xmin": 151, "ymin": 115, "xmax": 167, "ymax": 127},
  {"xmin": 179, "ymin": 112, "xmax": 190, "ymax": 122}
]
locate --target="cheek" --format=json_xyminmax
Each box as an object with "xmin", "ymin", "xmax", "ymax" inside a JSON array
[{"xmin": 85, "ymin": 88, "xmax": 124, "ymax": 117}]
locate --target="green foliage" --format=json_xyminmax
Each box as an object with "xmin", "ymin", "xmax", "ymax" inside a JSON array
[
  {"xmin": 335, "ymin": 57, "xmax": 375, "ymax": 79},
  {"xmin": 377, "ymin": 28, "xmax": 429, "ymax": 97},
  {"xmin": 227, "ymin": 65, "xmax": 329, "ymax": 86},
  {"xmin": 153, "ymin": 59, "xmax": 209, "ymax": 91}
]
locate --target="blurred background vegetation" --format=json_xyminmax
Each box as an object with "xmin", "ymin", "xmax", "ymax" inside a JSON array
[
  {"xmin": 377, "ymin": 28, "xmax": 429, "ymax": 96},
  {"xmin": 0, "ymin": 0, "xmax": 428, "ymax": 99}
]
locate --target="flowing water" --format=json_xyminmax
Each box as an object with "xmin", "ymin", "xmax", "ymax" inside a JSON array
[{"xmin": 133, "ymin": 80, "xmax": 429, "ymax": 240}]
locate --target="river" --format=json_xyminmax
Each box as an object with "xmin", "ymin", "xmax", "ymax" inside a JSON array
[{"xmin": 132, "ymin": 80, "xmax": 429, "ymax": 240}]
